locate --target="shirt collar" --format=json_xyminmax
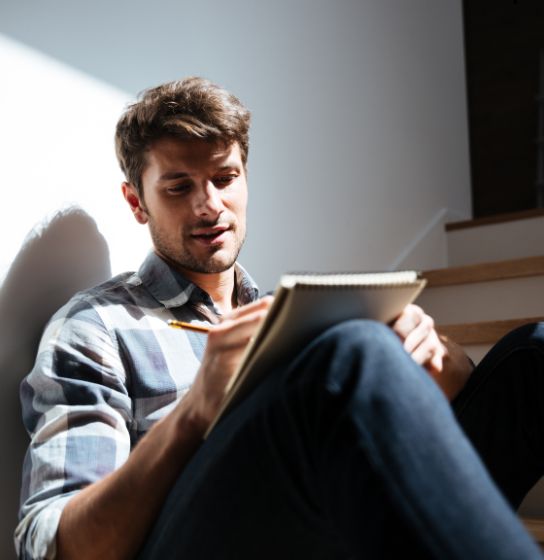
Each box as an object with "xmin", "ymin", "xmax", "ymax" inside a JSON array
[
  {"xmin": 137, "ymin": 251, "xmax": 259, "ymax": 309},
  {"xmin": 234, "ymin": 262, "xmax": 260, "ymax": 305}
]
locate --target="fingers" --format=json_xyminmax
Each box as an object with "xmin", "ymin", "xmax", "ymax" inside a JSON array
[
  {"xmin": 391, "ymin": 304, "xmax": 426, "ymax": 346},
  {"xmin": 189, "ymin": 296, "xmax": 275, "ymax": 427},
  {"xmin": 402, "ymin": 313, "xmax": 434, "ymax": 355},
  {"xmin": 411, "ymin": 329, "xmax": 444, "ymax": 368},
  {"xmin": 428, "ymin": 343, "xmax": 445, "ymax": 374},
  {"xmin": 392, "ymin": 304, "xmax": 444, "ymax": 372},
  {"xmin": 208, "ymin": 299, "xmax": 272, "ymax": 351}
]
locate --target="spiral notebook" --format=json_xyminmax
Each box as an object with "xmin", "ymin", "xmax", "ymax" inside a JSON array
[{"xmin": 205, "ymin": 270, "xmax": 426, "ymax": 436}]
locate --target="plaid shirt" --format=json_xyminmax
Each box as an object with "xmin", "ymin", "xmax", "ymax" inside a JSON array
[{"xmin": 15, "ymin": 252, "xmax": 259, "ymax": 560}]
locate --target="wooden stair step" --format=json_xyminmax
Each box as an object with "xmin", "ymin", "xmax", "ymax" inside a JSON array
[
  {"xmin": 422, "ymin": 255, "xmax": 544, "ymax": 288},
  {"xmin": 446, "ymin": 208, "xmax": 544, "ymax": 231},
  {"xmin": 438, "ymin": 317, "xmax": 544, "ymax": 345}
]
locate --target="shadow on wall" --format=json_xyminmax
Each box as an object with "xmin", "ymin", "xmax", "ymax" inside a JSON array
[{"xmin": 0, "ymin": 207, "xmax": 111, "ymax": 559}]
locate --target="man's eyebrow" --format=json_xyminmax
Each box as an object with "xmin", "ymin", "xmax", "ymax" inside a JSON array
[
  {"xmin": 158, "ymin": 171, "xmax": 190, "ymax": 181},
  {"xmin": 158, "ymin": 163, "xmax": 241, "ymax": 181},
  {"xmin": 216, "ymin": 162, "xmax": 241, "ymax": 171}
]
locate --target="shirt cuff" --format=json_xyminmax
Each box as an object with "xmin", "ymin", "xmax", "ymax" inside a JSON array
[{"xmin": 15, "ymin": 493, "xmax": 76, "ymax": 560}]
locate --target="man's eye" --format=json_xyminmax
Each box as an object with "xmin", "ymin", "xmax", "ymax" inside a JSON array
[
  {"xmin": 214, "ymin": 175, "xmax": 237, "ymax": 187},
  {"xmin": 167, "ymin": 183, "xmax": 191, "ymax": 194}
]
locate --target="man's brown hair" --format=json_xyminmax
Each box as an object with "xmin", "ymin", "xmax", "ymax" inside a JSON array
[{"xmin": 115, "ymin": 76, "xmax": 251, "ymax": 194}]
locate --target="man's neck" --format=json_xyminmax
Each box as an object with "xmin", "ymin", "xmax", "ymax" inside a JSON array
[{"xmin": 179, "ymin": 266, "xmax": 237, "ymax": 315}]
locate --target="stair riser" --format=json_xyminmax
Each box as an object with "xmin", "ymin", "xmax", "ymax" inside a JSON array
[
  {"xmin": 447, "ymin": 216, "xmax": 544, "ymax": 266},
  {"xmin": 416, "ymin": 275, "xmax": 544, "ymax": 324}
]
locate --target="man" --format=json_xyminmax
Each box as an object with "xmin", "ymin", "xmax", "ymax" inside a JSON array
[{"xmin": 16, "ymin": 77, "xmax": 544, "ymax": 559}]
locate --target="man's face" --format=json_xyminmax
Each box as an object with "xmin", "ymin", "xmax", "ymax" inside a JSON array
[{"xmin": 125, "ymin": 137, "xmax": 248, "ymax": 276}]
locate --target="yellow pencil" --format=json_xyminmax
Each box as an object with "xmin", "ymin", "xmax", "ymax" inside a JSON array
[{"xmin": 167, "ymin": 320, "xmax": 211, "ymax": 333}]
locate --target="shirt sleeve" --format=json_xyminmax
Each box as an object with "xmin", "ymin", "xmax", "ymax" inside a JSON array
[{"xmin": 15, "ymin": 296, "xmax": 133, "ymax": 559}]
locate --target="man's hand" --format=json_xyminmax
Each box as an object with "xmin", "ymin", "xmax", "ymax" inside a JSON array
[
  {"xmin": 391, "ymin": 304, "xmax": 474, "ymax": 400},
  {"xmin": 185, "ymin": 296, "xmax": 274, "ymax": 432}
]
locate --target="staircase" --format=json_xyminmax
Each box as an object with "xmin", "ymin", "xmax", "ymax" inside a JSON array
[
  {"xmin": 419, "ymin": 255, "xmax": 544, "ymax": 364},
  {"xmin": 416, "ymin": 208, "xmax": 544, "ymax": 543}
]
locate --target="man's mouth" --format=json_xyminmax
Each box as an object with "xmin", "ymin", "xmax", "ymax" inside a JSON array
[{"xmin": 190, "ymin": 225, "xmax": 231, "ymax": 245}]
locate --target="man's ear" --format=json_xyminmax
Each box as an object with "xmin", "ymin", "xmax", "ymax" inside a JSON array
[{"xmin": 122, "ymin": 182, "xmax": 149, "ymax": 225}]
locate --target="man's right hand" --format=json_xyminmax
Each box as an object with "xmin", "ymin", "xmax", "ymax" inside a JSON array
[{"xmin": 184, "ymin": 296, "xmax": 274, "ymax": 433}]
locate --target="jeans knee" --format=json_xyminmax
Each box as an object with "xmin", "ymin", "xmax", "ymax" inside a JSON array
[
  {"xmin": 474, "ymin": 322, "xmax": 544, "ymax": 382},
  {"xmin": 302, "ymin": 319, "xmax": 411, "ymax": 396},
  {"xmin": 293, "ymin": 319, "xmax": 434, "ymax": 430},
  {"xmin": 497, "ymin": 322, "xmax": 544, "ymax": 352},
  {"xmin": 523, "ymin": 322, "xmax": 544, "ymax": 347},
  {"xmin": 319, "ymin": 319, "xmax": 402, "ymax": 358}
]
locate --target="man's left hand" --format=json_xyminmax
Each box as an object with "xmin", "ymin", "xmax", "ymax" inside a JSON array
[{"xmin": 391, "ymin": 304, "xmax": 474, "ymax": 400}]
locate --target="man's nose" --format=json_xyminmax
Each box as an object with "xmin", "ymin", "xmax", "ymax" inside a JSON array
[{"xmin": 192, "ymin": 181, "xmax": 223, "ymax": 218}]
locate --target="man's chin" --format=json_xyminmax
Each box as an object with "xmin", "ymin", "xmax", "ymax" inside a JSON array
[
  {"xmin": 196, "ymin": 261, "xmax": 235, "ymax": 274},
  {"xmin": 179, "ymin": 252, "xmax": 238, "ymax": 275}
]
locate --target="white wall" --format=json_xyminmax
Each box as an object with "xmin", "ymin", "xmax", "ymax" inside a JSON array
[{"xmin": 0, "ymin": 36, "xmax": 150, "ymax": 281}]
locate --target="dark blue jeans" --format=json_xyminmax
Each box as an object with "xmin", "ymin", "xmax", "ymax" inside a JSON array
[
  {"xmin": 453, "ymin": 322, "xmax": 544, "ymax": 509},
  {"xmin": 137, "ymin": 320, "xmax": 544, "ymax": 559}
]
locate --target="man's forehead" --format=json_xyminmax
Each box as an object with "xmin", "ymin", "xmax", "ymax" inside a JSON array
[{"xmin": 145, "ymin": 137, "xmax": 241, "ymax": 170}]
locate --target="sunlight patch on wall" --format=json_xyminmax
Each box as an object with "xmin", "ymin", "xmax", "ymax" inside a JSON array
[{"xmin": 0, "ymin": 34, "xmax": 150, "ymax": 282}]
